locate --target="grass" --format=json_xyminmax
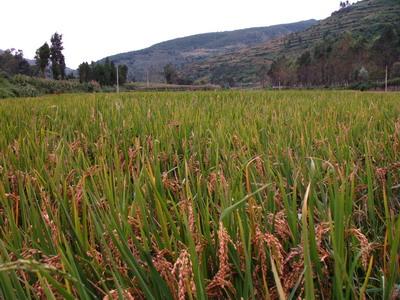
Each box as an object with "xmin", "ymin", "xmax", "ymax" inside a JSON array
[{"xmin": 0, "ymin": 90, "xmax": 400, "ymax": 299}]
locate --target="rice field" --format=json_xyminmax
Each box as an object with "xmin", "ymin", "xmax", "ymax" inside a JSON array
[{"xmin": 1, "ymin": 90, "xmax": 400, "ymax": 299}]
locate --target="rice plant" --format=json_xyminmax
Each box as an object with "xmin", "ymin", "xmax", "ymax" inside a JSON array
[{"xmin": 0, "ymin": 90, "xmax": 400, "ymax": 299}]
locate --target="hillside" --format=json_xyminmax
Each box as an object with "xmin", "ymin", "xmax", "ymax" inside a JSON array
[
  {"xmin": 181, "ymin": 0, "xmax": 400, "ymax": 85},
  {"xmin": 100, "ymin": 20, "xmax": 317, "ymax": 82}
]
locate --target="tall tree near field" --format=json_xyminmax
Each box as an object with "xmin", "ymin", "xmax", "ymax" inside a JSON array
[
  {"xmin": 267, "ymin": 56, "xmax": 292, "ymax": 87},
  {"xmin": 0, "ymin": 49, "xmax": 32, "ymax": 76},
  {"xmin": 50, "ymin": 33, "xmax": 66, "ymax": 80},
  {"xmin": 371, "ymin": 26, "xmax": 399, "ymax": 75},
  {"xmin": 296, "ymin": 51, "xmax": 312, "ymax": 85},
  {"xmin": 257, "ymin": 64, "xmax": 270, "ymax": 88},
  {"xmin": 78, "ymin": 62, "xmax": 91, "ymax": 83},
  {"xmin": 330, "ymin": 32, "xmax": 354, "ymax": 84},
  {"xmin": 110, "ymin": 61, "xmax": 117, "ymax": 85},
  {"xmin": 351, "ymin": 36, "xmax": 369, "ymax": 68},
  {"xmin": 118, "ymin": 65, "xmax": 128, "ymax": 85},
  {"xmin": 163, "ymin": 64, "xmax": 178, "ymax": 84},
  {"xmin": 35, "ymin": 42, "xmax": 50, "ymax": 77},
  {"xmin": 312, "ymin": 40, "xmax": 333, "ymax": 85},
  {"xmin": 78, "ymin": 60, "xmax": 128, "ymax": 85},
  {"xmin": 103, "ymin": 58, "xmax": 112, "ymax": 85}
]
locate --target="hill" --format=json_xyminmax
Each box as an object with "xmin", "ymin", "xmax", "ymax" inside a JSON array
[
  {"xmin": 100, "ymin": 20, "xmax": 317, "ymax": 82},
  {"xmin": 181, "ymin": 0, "xmax": 400, "ymax": 85}
]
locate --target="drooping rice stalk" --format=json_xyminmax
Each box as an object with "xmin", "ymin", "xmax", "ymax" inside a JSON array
[{"xmin": 0, "ymin": 90, "xmax": 399, "ymax": 299}]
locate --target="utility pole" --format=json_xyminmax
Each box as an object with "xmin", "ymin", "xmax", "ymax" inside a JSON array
[
  {"xmin": 385, "ymin": 65, "xmax": 388, "ymax": 92},
  {"xmin": 116, "ymin": 65, "xmax": 119, "ymax": 93},
  {"xmin": 146, "ymin": 69, "xmax": 149, "ymax": 88}
]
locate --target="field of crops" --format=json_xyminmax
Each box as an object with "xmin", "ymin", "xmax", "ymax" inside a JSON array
[{"xmin": 1, "ymin": 90, "xmax": 400, "ymax": 299}]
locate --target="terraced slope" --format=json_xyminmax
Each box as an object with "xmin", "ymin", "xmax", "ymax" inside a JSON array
[
  {"xmin": 181, "ymin": 0, "xmax": 400, "ymax": 85},
  {"xmin": 282, "ymin": 0, "xmax": 400, "ymax": 55},
  {"xmin": 99, "ymin": 20, "xmax": 317, "ymax": 82}
]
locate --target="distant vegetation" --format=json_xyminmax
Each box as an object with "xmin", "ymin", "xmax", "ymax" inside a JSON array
[
  {"xmin": 0, "ymin": 33, "xmax": 74, "ymax": 98},
  {"xmin": 0, "ymin": 33, "xmax": 129, "ymax": 98},
  {"xmin": 0, "ymin": 49, "xmax": 35, "ymax": 77},
  {"xmin": 163, "ymin": 63, "xmax": 193, "ymax": 85},
  {"xmin": 267, "ymin": 25, "xmax": 400, "ymax": 88},
  {"xmin": 78, "ymin": 58, "xmax": 128, "ymax": 86},
  {"xmin": 0, "ymin": 75, "xmax": 101, "ymax": 98},
  {"xmin": 180, "ymin": 0, "xmax": 400, "ymax": 87},
  {"xmin": 101, "ymin": 0, "xmax": 400, "ymax": 88},
  {"xmin": 0, "ymin": 33, "xmax": 69, "ymax": 80}
]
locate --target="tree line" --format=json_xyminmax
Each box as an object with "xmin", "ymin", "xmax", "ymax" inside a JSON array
[
  {"xmin": 1, "ymin": 33, "xmax": 129, "ymax": 88},
  {"xmin": 0, "ymin": 33, "xmax": 68, "ymax": 80},
  {"xmin": 0, "ymin": 49, "xmax": 33, "ymax": 76},
  {"xmin": 266, "ymin": 25, "xmax": 400, "ymax": 87},
  {"xmin": 78, "ymin": 58, "xmax": 128, "ymax": 86},
  {"xmin": 163, "ymin": 63, "xmax": 193, "ymax": 85}
]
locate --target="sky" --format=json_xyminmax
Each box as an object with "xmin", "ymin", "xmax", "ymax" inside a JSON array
[{"xmin": 1, "ymin": 0, "xmax": 342, "ymax": 69}]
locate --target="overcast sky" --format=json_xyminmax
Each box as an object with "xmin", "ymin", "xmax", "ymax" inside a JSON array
[{"xmin": 1, "ymin": 0, "xmax": 342, "ymax": 69}]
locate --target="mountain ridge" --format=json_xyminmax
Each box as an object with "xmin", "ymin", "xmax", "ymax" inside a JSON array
[
  {"xmin": 180, "ymin": 0, "xmax": 400, "ymax": 85},
  {"xmin": 100, "ymin": 19, "xmax": 318, "ymax": 82}
]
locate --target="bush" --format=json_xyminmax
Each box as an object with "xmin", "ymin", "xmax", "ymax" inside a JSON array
[
  {"xmin": 348, "ymin": 81, "xmax": 373, "ymax": 91},
  {"xmin": 358, "ymin": 82, "xmax": 371, "ymax": 91},
  {"xmin": 0, "ymin": 75, "xmax": 16, "ymax": 98},
  {"xmin": 12, "ymin": 83, "xmax": 40, "ymax": 97},
  {"xmin": 0, "ymin": 74, "xmax": 126, "ymax": 99},
  {"xmin": 0, "ymin": 87, "xmax": 15, "ymax": 98},
  {"xmin": 99, "ymin": 85, "xmax": 116, "ymax": 93},
  {"xmin": 88, "ymin": 80, "xmax": 101, "ymax": 92},
  {"xmin": 12, "ymin": 75, "xmax": 88, "ymax": 95}
]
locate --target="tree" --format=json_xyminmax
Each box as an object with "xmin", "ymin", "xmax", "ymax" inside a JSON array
[
  {"xmin": 257, "ymin": 64, "xmax": 270, "ymax": 88},
  {"xmin": 267, "ymin": 56, "xmax": 293, "ymax": 87},
  {"xmin": 163, "ymin": 64, "xmax": 178, "ymax": 84},
  {"xmin": 351, "ymin": 36, "xmax": 368, "ymax": 67},
  {"xmin": 312, "ymin": 40, "xmax": 333, "ymax": 85},
  {"xmin": 340, "ymin": 1, "xmax": 351, "ymax": 8},
  {"xmin": 35, "ymin": 42, "xmax": 50, "ymax": 77},
  {"xmin": 93, "ymin": 63, "xmax": 106, "ymax": 85},
  {"xmin": 50, "ymin": 33, "xmax": 66, "ymax": 80},
  {"xmin": 78, "ymin": 62, "xmax": 91, "ymax": 83},
  {"xmin": 103, "ymin": 58, "xmax": 113, "ymax": 85},
  {"xmin": 371, "ymin": 26, "xmax": 399, "ymax": 74},
  {"xmin": 330, "ymin": 32, "xmax": 354, "ymax": 84},
  {"xmin": 296, "ymin": 51, "xmax": 312, "ymax": 85},
  {"xmin": 0, "ymin": 49, "xmax": 32, "ymax": 76},
  {"xmin": 110, "ymin": 61, "xmax": 116, "ymax": 85},
  {"xmin": 118, "ymin": 65, "xmax": 128, "ymax": 85},
  {"xmin": 78, "ymin": 60, "xmax": 128, "ymax": 86}
]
